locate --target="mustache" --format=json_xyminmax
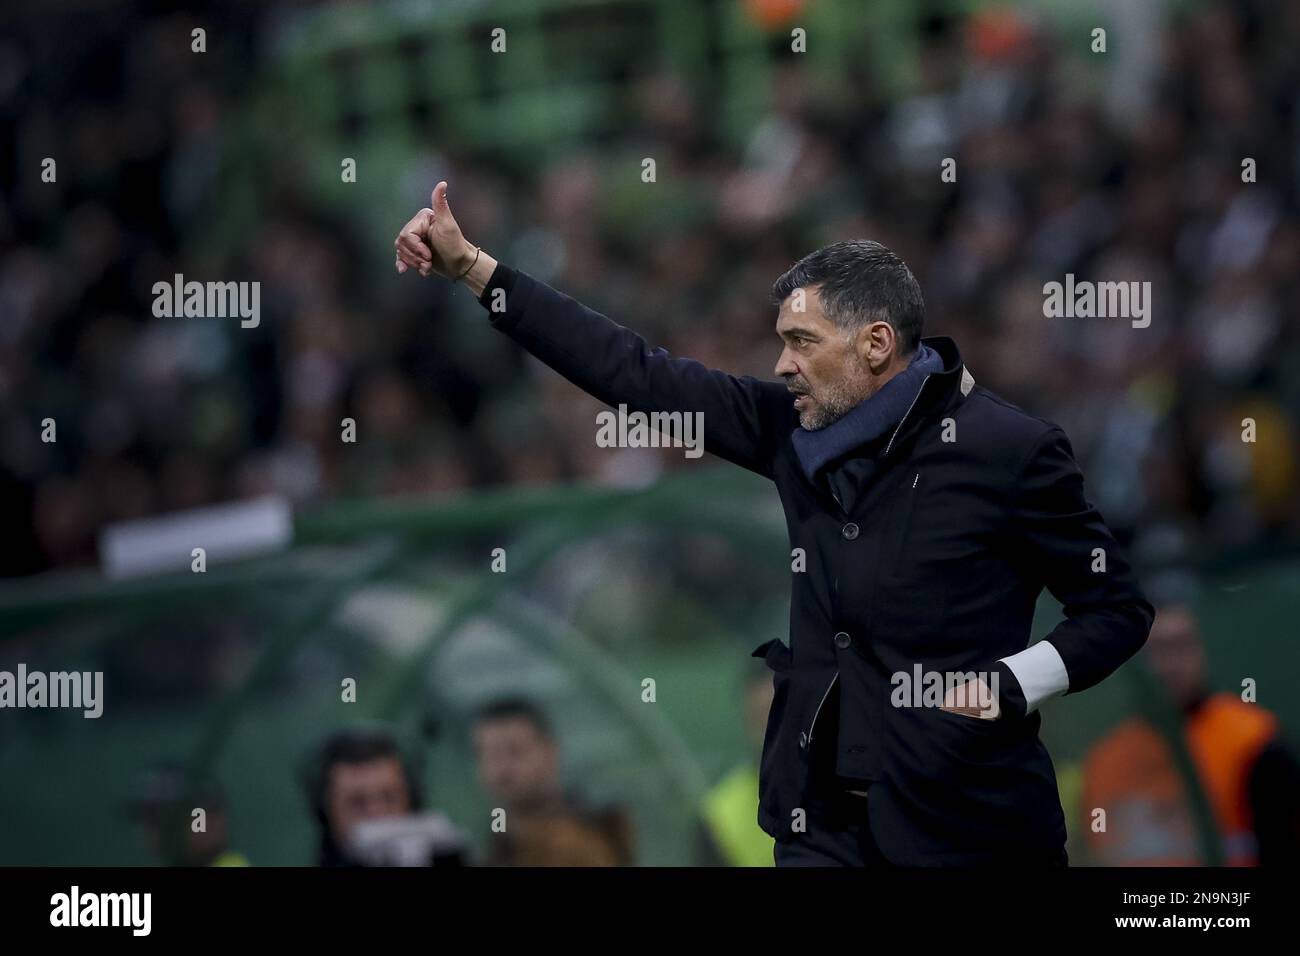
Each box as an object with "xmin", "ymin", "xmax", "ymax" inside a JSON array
[{"xmin": 785, "ymin": 378, "xmax": 811, "ymax": 395}]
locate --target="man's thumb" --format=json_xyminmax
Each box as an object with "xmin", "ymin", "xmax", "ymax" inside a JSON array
[{"xmin": 431, "ymin": 181, "xmax": 450, "ymax": 212}]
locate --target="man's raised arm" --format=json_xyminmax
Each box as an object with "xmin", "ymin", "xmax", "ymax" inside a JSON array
[{"xmin": 395, "ymin": 182, "xmax": 790, "ymax": 477}]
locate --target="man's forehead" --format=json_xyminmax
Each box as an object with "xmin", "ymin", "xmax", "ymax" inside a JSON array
[
  {"xmin": 331, "ymin": 756, "xmax": 404, "ymax": 784},
  {"xmin": 475, "ymin": 716, "xmax": 547, "ymax": 742},
  {"xmin": 775, "ymin": 286, "xmax": 826, "ymax": 330}
]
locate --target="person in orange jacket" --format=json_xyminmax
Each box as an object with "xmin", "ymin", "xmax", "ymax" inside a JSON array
[{"xmin": 1081, "ymin": 602, "xmax": 1300, "ymax": 865}]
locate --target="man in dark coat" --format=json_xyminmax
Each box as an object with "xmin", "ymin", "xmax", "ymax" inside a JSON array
[{"xmin": 394, "ymin": 182, "xmax": 1155, "ymax": 866}]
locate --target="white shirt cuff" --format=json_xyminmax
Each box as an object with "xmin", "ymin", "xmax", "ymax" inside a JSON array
[{"xmin": 997, "ymin": 641, "xmax": 1069, "ymax": 714}]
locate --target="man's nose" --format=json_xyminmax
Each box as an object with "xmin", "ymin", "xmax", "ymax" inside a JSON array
[{"xmin": 774, "ymin": 347, "xmax": 796, "ymax": 378}]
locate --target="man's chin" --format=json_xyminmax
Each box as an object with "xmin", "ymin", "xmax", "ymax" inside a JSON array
[{"xmin": 798, "ymin": 408, "xmax": 829, "ymax": 430}]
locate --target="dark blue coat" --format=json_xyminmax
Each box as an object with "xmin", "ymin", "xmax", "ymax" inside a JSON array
[{"xmin": 478, "ymin": 264, "xmax": 1154, "ymax": 865}]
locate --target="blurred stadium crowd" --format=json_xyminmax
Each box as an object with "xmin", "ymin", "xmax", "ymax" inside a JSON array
[{"xmin": 2, "ymin": 0, "xmax": 1297, "ymax": 578}]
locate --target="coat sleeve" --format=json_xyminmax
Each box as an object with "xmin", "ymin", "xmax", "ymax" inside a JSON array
[
  {"xmin": 997, "ymin": 424, "xmax": 1155, "ymax": 715},
  {"xmin": 478, "ymin": 264, "xmax": 787, "ymax": 478}
]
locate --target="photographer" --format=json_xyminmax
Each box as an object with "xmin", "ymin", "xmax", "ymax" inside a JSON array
[{"xmin": 305, "ymin": 725, "xmax": 465, "ymax": 867}]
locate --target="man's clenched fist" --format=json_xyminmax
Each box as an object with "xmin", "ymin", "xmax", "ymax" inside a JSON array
[{"xmin": 393, "ymin": 180, "xmax": 476, "ymax": 279}]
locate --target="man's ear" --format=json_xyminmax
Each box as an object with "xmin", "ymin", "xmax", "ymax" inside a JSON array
[{"xmin": 859, "ymin": 320, "xmax": 897, "ymax": 372}]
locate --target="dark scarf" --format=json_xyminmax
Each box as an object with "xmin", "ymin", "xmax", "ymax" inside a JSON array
[{"xmin": 791, "ymin": 343, "xmax": 944, "ymax": 484}]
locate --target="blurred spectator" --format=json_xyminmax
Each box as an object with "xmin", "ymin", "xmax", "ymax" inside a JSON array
[
  {"xmin": 697, "ymin": 662, "xmax": 776, "ymax": 866},
  {"xmin": 1079, "ymin": 603, "xmax": 1300, "ymax": 865},
  {"xmin": 303, "ymin": 724, "xmax": 464, "ymax": 867},
  {"xmin": 129, "ymin": 761, "xmax": 248, "ymax": 867},
  {"xmin": 471, "ymin": 697, "xmax": 634, "ymax": 866}
]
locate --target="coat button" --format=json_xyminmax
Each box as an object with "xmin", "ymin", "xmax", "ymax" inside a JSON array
[
  {"xmin": 834, "ymin": 631, "xmax": 851, "ymax": 649},
  {"xmin": 799, "ymin": 731, "xmax": 809, "ymax": 749},
  {"xmin": 842, "ymin": 522, "xmax": 859, "ymax": 540}
]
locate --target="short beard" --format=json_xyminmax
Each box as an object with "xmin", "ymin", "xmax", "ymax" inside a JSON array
[{"xmin": 797, "ymin": 360, "xmax": 873, "ymax": 431}]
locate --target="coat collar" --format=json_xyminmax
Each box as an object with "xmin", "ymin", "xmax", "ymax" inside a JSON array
[{"xmin": 879, "ymin": 335, "xmax": 975, "ymax": 460}]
